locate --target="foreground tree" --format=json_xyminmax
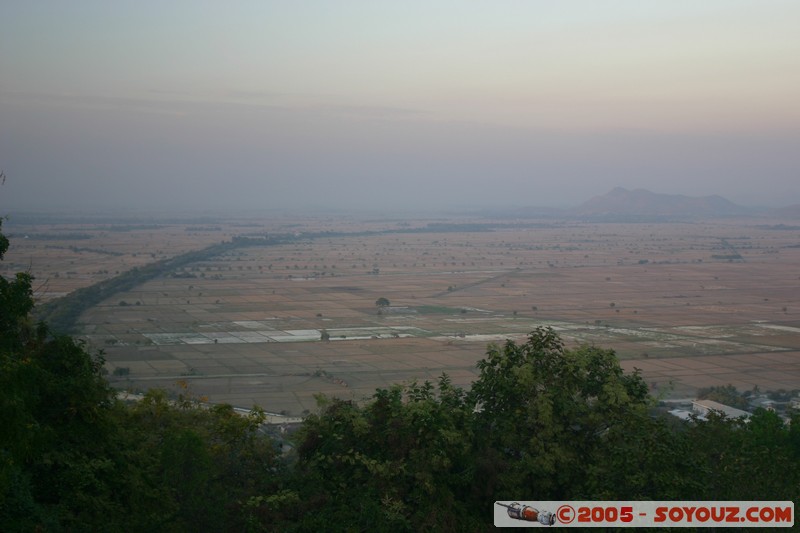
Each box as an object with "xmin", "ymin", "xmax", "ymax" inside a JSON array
[
  {"xmin": 0, "ymin": 219, "xmax": 287, "ymax": 531},
  {"xmin": 1, "ymin": 217, "xmax": 122, "ymax": 530},
  {"xmin": 584, "ymin": 408, "xmax": 707, "ymax": 500},
  {"xmin": 684, "ymin": 408, "xmax": 800, "ymax": 502},
  {"xmin": 291, "ymin": 376, "xmax": 480, "ymax": 532},
  {"xmin": 468, "ymin": 327, "xmax": 650, "ymax": 500},
  {"xmin": 116, "ymin": 388, "xmax": 286, "ymax": 531},
  {"xmin": 288, "ymin": 328, "xmax": 656, "ymax": 530}
]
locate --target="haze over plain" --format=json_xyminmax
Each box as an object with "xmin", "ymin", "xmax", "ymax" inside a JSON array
[{"xmin": 1, "ymin": 1, "xmax": 799, "ymax": 212}]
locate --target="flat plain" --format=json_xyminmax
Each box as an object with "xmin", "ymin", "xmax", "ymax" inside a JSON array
[{"xmin": 4, "ymin": 214, "xmax": 800, "ymax": 414}]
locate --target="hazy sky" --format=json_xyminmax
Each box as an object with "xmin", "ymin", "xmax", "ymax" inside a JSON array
[{"xmin": 2, "ymin": 1, "xmax": 799, "ymax": 212}]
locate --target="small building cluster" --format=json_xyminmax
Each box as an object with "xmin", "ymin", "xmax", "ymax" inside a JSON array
[{"xmin": 667, "ymin": 394, "xmax": 800, "ymax": 423}]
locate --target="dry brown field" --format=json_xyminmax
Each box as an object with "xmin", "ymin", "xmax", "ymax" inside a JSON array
[{"xmin": 5, "ymin": 214, "xmax": 800, "ymax": 414}]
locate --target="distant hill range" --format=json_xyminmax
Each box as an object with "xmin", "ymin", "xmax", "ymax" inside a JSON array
[
  {"xmin": 570, "ymin": 187, "xmax": 750, "ymax": 219},
  {"xmin": 491, "ymin": 187, "xmax": 800, "ymax": 221}
]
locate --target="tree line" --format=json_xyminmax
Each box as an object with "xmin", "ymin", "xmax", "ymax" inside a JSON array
[{"xmin": 35, "ymin": 235, "xmax": 295, "ymax": 334}]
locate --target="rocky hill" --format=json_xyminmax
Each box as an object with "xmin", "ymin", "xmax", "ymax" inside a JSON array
[{"xmin": 571, "ymin": 187, "xmax": 750, "ymax": 219}]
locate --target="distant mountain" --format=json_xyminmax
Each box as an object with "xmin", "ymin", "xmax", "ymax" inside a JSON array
[{"xmin": 571, "ymin": 187, "xmax": 750, "ymax": 219}]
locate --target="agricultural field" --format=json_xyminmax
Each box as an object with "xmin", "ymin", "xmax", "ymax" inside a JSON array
[{"xmin": 5, "ymin": 214, "xmax": 800, "ymax": 414}]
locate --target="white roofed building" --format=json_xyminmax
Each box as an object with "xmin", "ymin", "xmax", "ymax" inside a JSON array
[{"xmin": 692, "ymin": 399, "xmax": 751, "ymax": 420}]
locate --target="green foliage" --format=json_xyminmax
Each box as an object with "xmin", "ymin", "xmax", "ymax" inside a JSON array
[
  {"xmin": 1, "ymin": 216, "xmax": 121, "ymax": 529},
  {"xmin": 469, "ymin": 327, "xmax": 650, "ymax": 499},
  {"xmin": 0, "ymin": 221, "xmax": 286, "ymax": 531},
  {"xmin": 291, "ymin": 376, "xmax": 482, "ymax": 532},
  {"xmin": 684, "ymin": 409, "xmax": 800, "ymax": 501},
  {"xmin": 585, "ymin": 411, "xmax": 707, "ymax": 500},
  {"xmin": 114, "ymin": 389, "xmax": 283, "ymax": 532},
  {"xmin": 0, "ymin": 222, "xmax": 38, "ymax": 353}
]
